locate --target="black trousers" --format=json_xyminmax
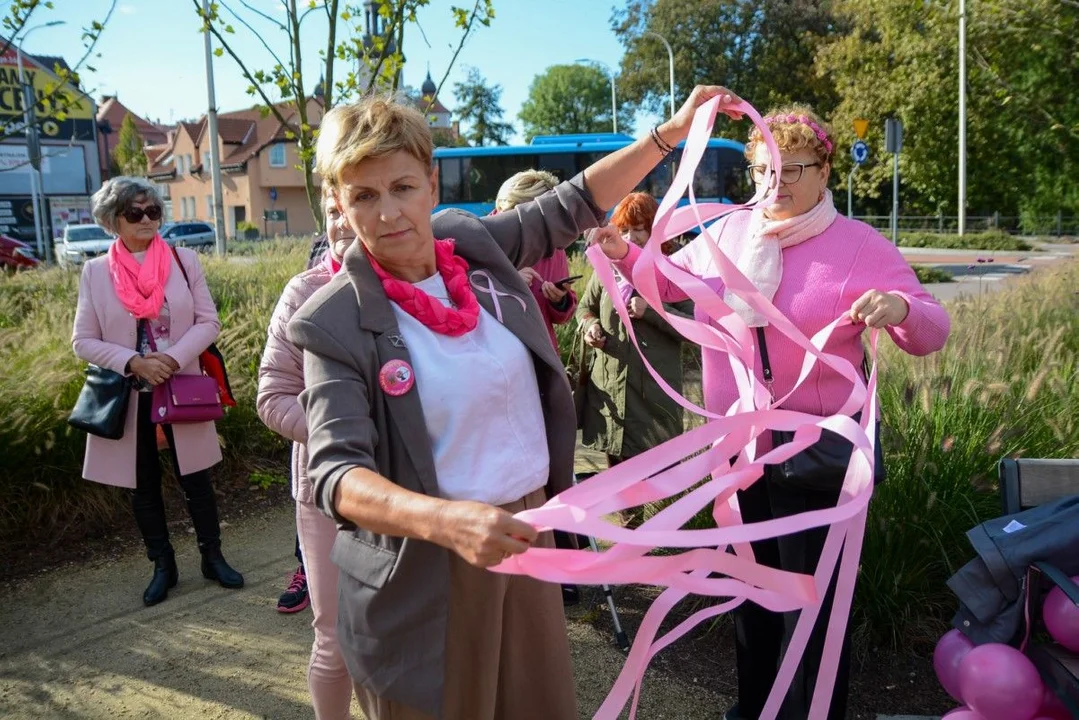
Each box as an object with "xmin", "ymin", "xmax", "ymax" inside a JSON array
[
  {"xmin": 132, "ymin": 392, "xmax": 222, "ymax": 560},
  {"xmin": 731, "ymin": 468, "xmax": 854, "ymax": 720}
]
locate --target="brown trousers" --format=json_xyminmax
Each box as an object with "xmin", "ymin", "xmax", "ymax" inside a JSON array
[{"xmin": 354, "ymin": 488, "xmax": 578, "ymax": 720}]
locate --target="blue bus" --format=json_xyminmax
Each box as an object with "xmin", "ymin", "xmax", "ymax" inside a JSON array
[{"xmin": 433, "ymin": 132, "xmax": 751, "ymax": 215}]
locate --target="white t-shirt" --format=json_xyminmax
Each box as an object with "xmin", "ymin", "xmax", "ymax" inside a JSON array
[{"xmin": 389, "ymin": 273, "xmax": 550, "ymax": 505}]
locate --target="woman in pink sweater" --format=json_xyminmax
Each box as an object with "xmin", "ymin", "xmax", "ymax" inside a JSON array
[
  {"xmin": 592, "ymin": 105, "xmax": 950, "ymax": 720},
  {"xmin": 257, "ymin": 187, "xmax": 357, "ymax": 719}
]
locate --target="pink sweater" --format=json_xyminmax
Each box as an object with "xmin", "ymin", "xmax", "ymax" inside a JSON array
[
  {"xmin": 616, "ymin": 212, "xmax": 950, "ymax": 418},
  {"xmin": 527, "ymin": 249, "xmax": 578, "ymax": 349},
  {"xmin": 256, "ymin": 263, "xmax": 334, "ymax": 504}
]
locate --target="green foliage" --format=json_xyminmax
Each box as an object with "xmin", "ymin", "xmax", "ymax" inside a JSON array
[
  {"xmin": 452, "ymin": 66, "xmax": 513, "ymax": 146},
  {"xmin": 912, "ymin": 266, "xmax": 954, "ymax": 284},
  {"xmin": 817, "ymin": 0, "xmax": 1079, "ymax": 221},
  {"xmin": 518, "ymin": 64, "xmax": 635, "ymax": 142},
  {"xmin": 111, "ymin": 114, "xmax": 147, "ymax": 176},
  {"xmin": 898, "ymin": 230, "xmax": 1031, "ymax": 251},
  {"xmin": 612, "ymin": 0, "xmax": 838, "ymax": 141},
  {"xmin": 249, "ymin": 471, "xmax": 288, "ymax": 490}
]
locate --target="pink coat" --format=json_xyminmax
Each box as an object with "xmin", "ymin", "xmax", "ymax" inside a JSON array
[
  {"xmin": 526, "ymin": 249, "xmax": 578, "ymax": 349},
  {"xmin": 256, "ymin": 263, "xmax": 333, "ymax": 504},
  {"xmin": 72, "ymin": 247, "xmax": 223, "ymax": 488}
]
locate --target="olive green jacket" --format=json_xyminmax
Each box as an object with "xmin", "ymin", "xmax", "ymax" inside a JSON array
[{"xmin": 576, "ymin": 273, "xmax": 692, "ymax": 459}]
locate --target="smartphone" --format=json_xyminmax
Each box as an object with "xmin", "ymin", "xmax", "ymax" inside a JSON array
[{"xmin": 553, "ymin": 275, "xmax": 582, "ymax": 289}]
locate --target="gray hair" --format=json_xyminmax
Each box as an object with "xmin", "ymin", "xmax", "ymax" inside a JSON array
[{"xmin": 91, "ymin": 176, "xmax": 165, "ymax": 234}]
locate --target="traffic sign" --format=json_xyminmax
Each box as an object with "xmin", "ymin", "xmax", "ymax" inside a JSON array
[
  {"xmin": 269, "ymin": 187, "xmax": 278, "ymax": 202},
  {"xmin": 853, "ymin": 118, "xmax": 869, "ymax": 139},
  {"xmin": 263, "ymin": 209, "xmax": 287, "ymax": 222},
  {"xmin": 851, "ymin": 140, "xmax": 870, "ymax": 165}
]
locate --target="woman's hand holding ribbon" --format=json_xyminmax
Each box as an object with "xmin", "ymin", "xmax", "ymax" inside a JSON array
[
  {"xmin": 431, "ymin": 500, "xmax": 538, "ymax": 569},
  {"xmin": 850, "ymin": 290, "xmax": 909, "ymax": 328}
]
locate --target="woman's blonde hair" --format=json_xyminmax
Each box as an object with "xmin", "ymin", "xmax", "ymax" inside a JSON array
[
  {"xmin": 315, "ymin": 95, "xmax": 434, "ymax": 188},
  {"xmin": 745, "ymin": 103, "xmax": 834, "ymax": 166},
  {"xmin": 495, "ymin": 169, "xmax": 559, "ymax": 212}
]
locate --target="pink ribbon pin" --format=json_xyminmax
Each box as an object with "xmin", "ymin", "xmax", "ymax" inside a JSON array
[{"xmin": 469, "ymin": 270, "xmax": 527, "ymax": 324}]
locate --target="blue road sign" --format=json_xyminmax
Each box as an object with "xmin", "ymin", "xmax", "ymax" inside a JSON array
[
  {"xmin": 851, "ymin": 140, "xmax": 870, "ymax": 165},
  {"xmin": 269, "ymin": 187, "xmax": 278, "ymax": 202}
]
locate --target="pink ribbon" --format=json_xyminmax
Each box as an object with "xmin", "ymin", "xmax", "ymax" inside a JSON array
[
  {"xmin": 493, "ymin": 95, "xmax": 878, "ymax": 720},
  {"xmin": 469, "ymin": 270, "xmax": 527, "ymax": 323}
]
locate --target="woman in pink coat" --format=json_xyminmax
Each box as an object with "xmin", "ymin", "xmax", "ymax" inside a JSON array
[
  {"xmin": 257, "ymin": 186, "xmax": 357, "ymax": 719},
  {"xmin": 72, "ymin": 176, "xmax": 243, "ymax": 607}
]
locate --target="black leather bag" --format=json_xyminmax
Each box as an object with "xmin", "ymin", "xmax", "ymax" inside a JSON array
[
  {"xmin": 67, "ymin": 365, "xmax": 132, "ymax": 440},
  {"xmin": 757, "ymin": 327, "xmax": 886, "ymax": 492}
]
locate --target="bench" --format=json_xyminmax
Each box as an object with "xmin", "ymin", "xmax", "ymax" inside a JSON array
[{"xmin": 998, "ymin": 457, "xmax": 1079, "ymax": 715}]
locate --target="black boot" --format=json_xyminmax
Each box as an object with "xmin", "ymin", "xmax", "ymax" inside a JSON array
[
  {"xmin": 144, "ymin": 548, "xmax": 178, "ymax": 606},
  {"xmin": 200, "ymin": 545, "xmax": 244, "ymax": 588},
  {"xmin": 180, "ymin": 468, "xmax": 244, "ymax": 589}
]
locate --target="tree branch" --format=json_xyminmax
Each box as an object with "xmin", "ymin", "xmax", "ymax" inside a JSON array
[
  {"xmin": 232, "ymin": 0, "xmax": 287, "ymax": 31},
  {"xmin": 425, "ymin": 0, "xmax": 485, "ymax": 114},
  {"xmin": 191, "ymin": 0, "xmax": 292, "ymax": 129},
  {"xmin": 218, "ymin": 0, "xmax": 292, "ymax": 73},
  {"xmin": 321, "ymin": 0, "xmax": 338, "ymax": 109}
]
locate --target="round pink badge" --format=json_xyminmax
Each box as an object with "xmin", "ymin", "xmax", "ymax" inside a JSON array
[{"xmin": 378, "ymin": 359, "xmax": 415, "ymax": 396}]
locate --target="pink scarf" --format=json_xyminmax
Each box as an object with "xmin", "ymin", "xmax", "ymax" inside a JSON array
[
  {"xmin": 107, "ymin": 235, "xmax": 172, "ymax": 319},
  {"xmin": 724, "ymin": 189, "xmax": 838, "ymax": 326},
  {"xmin": 322, "ymin": 249, "xmax": 342, "ymax": 275}
]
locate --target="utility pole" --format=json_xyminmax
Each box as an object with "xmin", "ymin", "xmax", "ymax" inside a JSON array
[
  {"xmin": 958, "ymin": 0, "xmax": 967, "ymax": 236},
  {"xmin": 202, "ymin": 0, "xmax": 227, "ymax": 255}
]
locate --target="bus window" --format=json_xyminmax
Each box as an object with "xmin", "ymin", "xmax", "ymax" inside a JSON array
[
  {"xmin": 536, "ymin": 152, "xmax": 575, "ymax": 182},
  {"xmin": 644, "ymin": 155, "xmax": 675, "ymax": 198},
  {"xmin": 440, "ymin": 158, "xmax": 464, "ymax": 204},
  {"xmin": 692, "ymin": 148, "xmax": 721, "ymax": 199},
  {"xmin": 468, "ymin": 154, "xmax": 539, "ymax": 204}
]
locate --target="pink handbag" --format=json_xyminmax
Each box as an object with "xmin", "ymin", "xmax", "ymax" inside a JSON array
[
  {"xmin": 151, "ymin": 373, "xmax": 223, "ymax": 425},
  {"xmin": 144, "ymin": 320, "xmax": 224, "ymax": 425}
]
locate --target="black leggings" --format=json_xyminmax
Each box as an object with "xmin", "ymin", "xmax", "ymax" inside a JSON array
[
  {"xmin": 731, "ymin": 468, "xmax": 853, "ymax": 720},
  {"xmin": 132, "ymin": 392, "xmax": 221, "ymax": 559}
]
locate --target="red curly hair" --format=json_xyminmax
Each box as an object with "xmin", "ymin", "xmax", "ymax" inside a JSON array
[{"xmin": 610, "ymin": 192, "xmax": 659, "ymax": 232}]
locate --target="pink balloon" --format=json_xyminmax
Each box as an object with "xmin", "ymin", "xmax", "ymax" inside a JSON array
[
  {"xmin": 934, "ymin": 629, "xmax": 975, "ymax": 701},
  {"xmin": 1037, "ymin": 684, "xmax": 1072, "ymax": 720},
  {"xmin": 1043, "ymin": 577, "xmax": 1079, "ymax": 652},
  {"xmin": 958, "ymin": 643, "xmax": 1044, "ymax": 720},
  {"xmin": 942, "ymin": 709, "xmax": 984, "ymax": 719}
]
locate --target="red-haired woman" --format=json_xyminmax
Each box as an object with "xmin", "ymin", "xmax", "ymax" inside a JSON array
[{"xmin": 576, "ymin": 192, "xmax": 692, "ymax": 468}]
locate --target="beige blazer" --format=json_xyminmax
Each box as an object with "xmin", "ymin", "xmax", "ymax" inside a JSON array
[
  {"xmin": 71, "ymin": 247, "xmax": 223, "ymax": 488},
  {"xmin": 287, "ymin": 175, "xmax": 604, "ymax": 717}
]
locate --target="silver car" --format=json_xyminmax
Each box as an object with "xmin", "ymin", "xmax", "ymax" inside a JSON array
[
  {"xmin": 55, "ymin": 224, "xmax": 114, "ymax": 267},
  {"xmin": 161, "ymin": 222, "xmax": 216, "ymax": 249}
]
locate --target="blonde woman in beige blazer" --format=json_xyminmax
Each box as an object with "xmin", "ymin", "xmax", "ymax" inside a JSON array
[{"xmin": 291, "ymin": 87, "xmax": 740, "ymax": 719}]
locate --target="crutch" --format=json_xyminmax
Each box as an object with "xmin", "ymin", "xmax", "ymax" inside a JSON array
[{"xmin": 572, "ymin": 472, "xmax": 631, "ymax": 652}]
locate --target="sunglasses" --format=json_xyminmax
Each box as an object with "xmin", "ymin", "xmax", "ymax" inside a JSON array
[{"xmin": 122, "ymin": 206, "xmax": 163, "ymax": 223}]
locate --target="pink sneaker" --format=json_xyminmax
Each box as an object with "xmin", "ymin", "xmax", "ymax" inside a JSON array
[{"xmin": 276, "ymin": 565, "xmax": 309, "ymax": 613}]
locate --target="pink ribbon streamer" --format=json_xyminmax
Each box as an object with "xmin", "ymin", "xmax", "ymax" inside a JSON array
[
  {"xmin": 493, "ymin": 95, "xmax": 878, "ymax": 720},
  {"xmin": 469, "ymin": 269, "xmax": 528, "ymax": 323}
]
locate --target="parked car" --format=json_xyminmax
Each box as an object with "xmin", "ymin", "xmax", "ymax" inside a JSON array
[
  {"xmin": 55, "ymin": 224, "xmax": 114, "ymax": 267},
  {"xmin": 160, "ymin": 222, "xmax": 216, "ymax": 249},
  {"xmin": 0, "ymin": 234, "xmax": 41, "ymax": 273}
]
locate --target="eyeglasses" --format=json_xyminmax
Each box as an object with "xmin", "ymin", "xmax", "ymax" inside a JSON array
[
  {"xmin": 747, "ymin": 162, "xmax": 822, "ymax": 186},
  {"xmin": 122, "ymin": 206, "xmax": 163, "ymax": 223}
]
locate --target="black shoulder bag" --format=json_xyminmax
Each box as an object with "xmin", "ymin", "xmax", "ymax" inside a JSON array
[
  {"xmin": 757, "ymin": 326, "xmax": 886, "ymax": 491},
  {"xmin": 68, "ymin": 364, "xmax": 132, "ymax": 440}
]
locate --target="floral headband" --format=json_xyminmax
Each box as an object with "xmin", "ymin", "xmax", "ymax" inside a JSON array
[{"xmin": 763, "ymin": 113, "xmax": 833, "ymax": 154}]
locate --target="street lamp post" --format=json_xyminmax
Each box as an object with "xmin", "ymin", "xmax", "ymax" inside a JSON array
[
  {"xmin": 16, "ymin": 20, "xmax": 65, "ymax": 264},
  {"xmin": 575, "ymin": 58, "xmax": 617, "ymax": 134},
  {"xmin": 958, "ymin": 0, "xmax": 967, "ymax": 236},
  {"xmin": 642, "ymin": 31, "xmax": 675, "ymax": 119}
]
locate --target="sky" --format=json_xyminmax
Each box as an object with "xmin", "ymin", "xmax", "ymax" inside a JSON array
[{"xmin": 17, "ymin": 0, "xmax": 668, "ymax": 143}]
